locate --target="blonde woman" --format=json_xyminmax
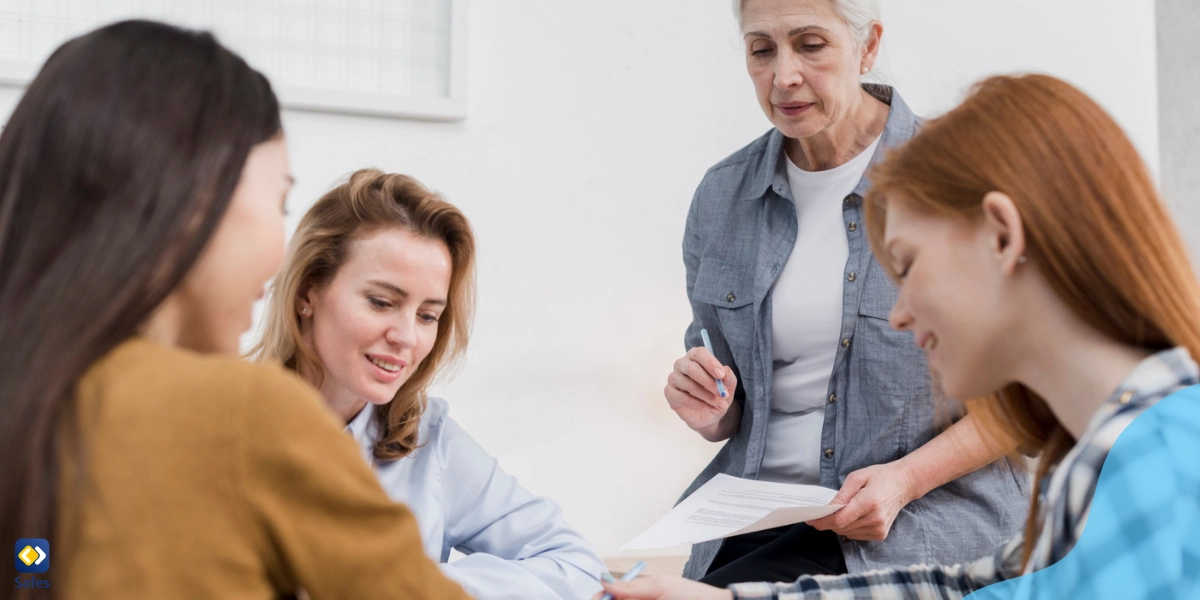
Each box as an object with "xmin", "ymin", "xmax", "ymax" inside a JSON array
[{"xmin": 253, "ymin": 169, "xmax": 605, "ymax": 600}]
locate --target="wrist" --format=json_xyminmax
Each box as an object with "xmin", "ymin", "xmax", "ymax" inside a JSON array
[
  {"xmin": 695, "ymin": 404, "xmax": 740, "ymax": 442},
  {"xmin": 892, "ymin": 457, "xmax": 926, "ymax": 504}
]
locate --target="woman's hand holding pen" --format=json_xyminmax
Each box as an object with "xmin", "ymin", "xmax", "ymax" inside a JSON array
[
  {"xmin": 592, "ymin": 574, "xmax": 734, "ymax": 600},
  {"xmin": 665, "ymin": 346, "xmax": 740, "ymax": 442}
]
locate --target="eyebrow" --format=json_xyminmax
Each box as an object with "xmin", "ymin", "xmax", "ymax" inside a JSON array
[
  {"xmin": 368, "ymin": 280, "xmax": 447, "ymax": 306},
  {"xmin": 744, "ymin": 25, "xmax": 830, "ymax": 40}
]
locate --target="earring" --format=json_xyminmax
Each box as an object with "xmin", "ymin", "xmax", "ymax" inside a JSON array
[
  {"xmin": 1017, "ymin": 255, "xmax": 1027, "ymax": 264},
  {"xmin": 862, "ymin": 66, "xmax": 869, "ymax": 74},
  {"xmin": 300, "ymin": 307, "xmax": 309, "ymax": 316}
]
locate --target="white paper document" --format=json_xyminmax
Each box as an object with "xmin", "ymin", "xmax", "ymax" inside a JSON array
[{"xmin": 620, "ymin": 474, "xmax": 843, "ymax": 550}]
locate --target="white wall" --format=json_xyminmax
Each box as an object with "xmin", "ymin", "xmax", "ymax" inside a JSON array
[
  {"xmin": 0, "ymin": 0, "xmax": 1164, "ymax": 560},
  {"xmin": 1157, "ymin": 0, "xmax": 1200, "ymax": 266}
]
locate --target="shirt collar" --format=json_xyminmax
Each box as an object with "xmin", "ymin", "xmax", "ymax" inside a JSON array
[
  {"xmin": 345, "ymin": 403, "xmax": 376, "ymax": 445},
  {"xmin": 742, "ymin": 84, "xmax": 919, "ymax": 202},
  {"xmin": 1107, "ymin": 346, "xmax": 1198, "ymax": 405},
  {"xmin": 1084, "ymin": 346, "xmax": 1199, "ymax": 434}
]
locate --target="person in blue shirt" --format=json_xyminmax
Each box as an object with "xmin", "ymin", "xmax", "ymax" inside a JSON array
[
  {"xmin": 251, "ymin": 168, "xmax": 605, "ymax": 600},
  {"xmin": 596, "ymin": 74, "xmax": 1200, "ymax": 599}
]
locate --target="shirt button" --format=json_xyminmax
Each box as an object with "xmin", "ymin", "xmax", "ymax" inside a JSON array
[
  {"xmin": 824, "ymin": 448, "xmax": 834, "ymax": 458},
  {"xmin": 1119, "ymin": 390, "xmax": 1134, "ymax": 404},
  {"xmin": 840, "ymin": 535, "xmax": 849, "ymax": 542},
  {"xmin": 843, "ymin": 195, "xmax": 853, "ymax": 205},
  {"xmin": 828, "ymin": 393, "xmax": 837, "ymax": 404},
  {"xmin": 841, "ymin": 338, "xmax": 851, "ymax": 348},
  {"xmin": 726, "ymin": 292, "xmax": 736, "ymax": 303},
  {"xmin": 847, "ymin": 272, "xmax": 857, "ymax": 282},
  {"xmin": 848, "ymin": 222, "xmax": 858, "ymax": 232}
]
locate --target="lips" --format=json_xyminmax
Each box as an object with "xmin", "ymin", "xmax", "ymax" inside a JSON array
[
  {"xmin": 776, "ymin": 101, "xmax": 814, "ymax": 117},
  {"xmin": 916, "ymin": 333, "xmax": 939, "ymax": 352},
  {"xmin": 365, "ymin": 353, "xmax": 408, "ymax": 383}
]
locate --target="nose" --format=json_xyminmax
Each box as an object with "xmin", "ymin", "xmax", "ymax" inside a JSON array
[
  {"xmin": 774, "ymin": 48, "xmax": 804, "ymax": 90},
  {"xmin": 888, "ymin": 291, "xmax": 913, "ymax": 332},
  {"xmin": 384, "ymin": 313, "xmax": 418, "ymax": 349}
]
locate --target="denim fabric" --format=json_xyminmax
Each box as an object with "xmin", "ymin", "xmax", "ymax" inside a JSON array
[{"xmin": 680, "ymin": 86, "xmax": 1030, "ymax": 578}]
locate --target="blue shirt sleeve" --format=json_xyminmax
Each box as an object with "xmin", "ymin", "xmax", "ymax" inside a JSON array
[
  {"xmin": 435, "ymin": 412, "xmax": 605, "ymax": 600},
  {"xmin": 967, "ymin": 385, "xmax": 1200, "ymax": 600}
]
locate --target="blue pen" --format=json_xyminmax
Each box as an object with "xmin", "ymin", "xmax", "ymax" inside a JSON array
[
  {"xmin": 600, "ymin": 560, "xmax": 647, "ymax": 600},
  {"xmin": 700, "ymin": 329, "xmax": 728, "ymax": 398}
]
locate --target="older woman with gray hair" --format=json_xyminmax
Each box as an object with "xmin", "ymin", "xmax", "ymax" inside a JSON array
[{"xmin": 658, "ymin": 0, "xmax": 1029, "ymax": 586}]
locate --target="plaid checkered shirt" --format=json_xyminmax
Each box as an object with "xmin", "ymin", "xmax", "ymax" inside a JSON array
[{"xmin": 729, "ymin": 347, "xmax": 1200, "ymax": 600}]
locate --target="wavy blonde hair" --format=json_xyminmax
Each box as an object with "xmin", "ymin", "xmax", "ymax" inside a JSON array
[
  {"xmin": 864, "ymin": 74, "xmax": 1200, "ymax": 567},
  {"xmin": 250, "ymin": 168, "xmax": 476, "ymax": 460}
]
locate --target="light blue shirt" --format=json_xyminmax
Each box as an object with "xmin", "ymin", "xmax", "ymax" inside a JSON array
[{"xmin": 346, "ymin": 398, "xmax": 605, "ymax": 600}]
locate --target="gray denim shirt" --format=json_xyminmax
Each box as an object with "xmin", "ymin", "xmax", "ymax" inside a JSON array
[{"xmin": 679, "ymin": 85, "xmax": 1030, "ymax": 579}]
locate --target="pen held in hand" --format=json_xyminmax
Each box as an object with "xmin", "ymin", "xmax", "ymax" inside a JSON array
[
  {"xmin": 599, "ymin": 560, "xmax": 647, "ymax": 600},
  {"xmin": 699, "ymin": 328, "xmax": 728, "ymax": 398}
]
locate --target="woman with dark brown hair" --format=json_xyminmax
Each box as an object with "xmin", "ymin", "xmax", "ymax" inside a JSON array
[
  {"xmin": 252, "ymin": 169, "xmax": 605, "ymax": 600},
  {"xmin": 0, "ymin": 20, "xmax": 469, "ymax": 600},
  {"xmin": 596, "ymin": 73, "xmax": 1200, "ymax": 599}
]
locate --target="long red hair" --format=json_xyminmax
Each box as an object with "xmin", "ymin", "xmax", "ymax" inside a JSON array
[{"xmin": 863, "ymin": 74, "xmax": 1200, "ymax": 567}]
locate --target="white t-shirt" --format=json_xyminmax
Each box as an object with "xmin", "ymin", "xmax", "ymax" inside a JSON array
[{"xmin": 759, "ymin": 135, "xmax": 882, "ymax": 485}]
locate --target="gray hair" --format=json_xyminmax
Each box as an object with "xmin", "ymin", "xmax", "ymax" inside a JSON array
[{"xmin": 733, "ymin": 0, "xmax": 881, "ymax": 48}]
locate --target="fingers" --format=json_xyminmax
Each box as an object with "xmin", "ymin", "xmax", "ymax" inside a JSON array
[
  {"xmin": 687, "ymin": 346, "xmax": 728, "ymax": 382},
  {"xmin": 723, "ymin": 367, "xmax": 738, "ymax": 397},
  {"xmin": 666, "ymin": 369, "xmax": 724, "ymax": 409},
  {"xmin": 811, "ymin": 511, "xmax": 840, "ymax": 530},
  {"xmin": 686, "ymin": 347, "xmax": 736, "ymax": 397},
  {"xmin": 600, "ymin": 575, "xmax": 734, "ymax": 600},
  {"xmin": 810, "ymin": 471, "xmax": 870, "ymax": 531},
  {"xmin": 823, "ymin": 494, "xmax": 892, "ymax": 538},
  {"xmin": 839, "ymin": 523, "xmax": 889, "ymax": 541},
  {"xmin": 830, "ymin": 471, "xmax": 869, "ymax": 506},
  {"xmin": 599, "ymin": 577, "xmax": 665, "ymax": 600},
  {"xmin": 814, "ymin": 496, "xmax": 868, "ymax": 531}
]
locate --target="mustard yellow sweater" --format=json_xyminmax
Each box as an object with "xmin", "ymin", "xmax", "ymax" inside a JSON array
[{"xmin": 57, "ymin": 338, "xmax": 470, "ymax": 599}]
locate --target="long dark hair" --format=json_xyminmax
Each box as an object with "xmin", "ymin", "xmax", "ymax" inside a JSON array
[{"xmin": 0, "ymin": 20, "xmax": 281, "ymax": 593}]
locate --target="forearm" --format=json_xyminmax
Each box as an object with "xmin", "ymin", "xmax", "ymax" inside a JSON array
[
  {"xmin": 728, "ymin": 562, "xmax": 982, "ymax": 600},
  {"xmin": 895, "ymin": 412, "xmax": 1018, "ymax": 501},
  {"xmin": 696, "ymin": 400, "xmax": 743, "ymax": 442},
  {"xmin": 440, "ymin": 558, "xmax": 565, "ymax": 600}
]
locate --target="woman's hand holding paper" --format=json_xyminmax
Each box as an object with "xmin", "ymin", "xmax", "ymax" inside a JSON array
[{"xmin": 807, "ymin": 462, "xmax": 918, "ymax": 541}]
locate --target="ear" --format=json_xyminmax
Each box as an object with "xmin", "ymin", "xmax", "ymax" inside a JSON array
[
  {"xmin": 297, "ymin": 282, "xmax": 316, "ymax": 317},
  {"xmin": 861, "ymin": 22, "xmax": 883, "ymax": 71},
  {"xmin": 981, "ymin": 191, "xmax": 1027, "ymax": 276}
]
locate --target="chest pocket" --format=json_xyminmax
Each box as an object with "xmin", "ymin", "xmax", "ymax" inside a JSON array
[
  {"xmin": 693, "ymin": 255, "xmax": 757, "ymax": 365},
  {"xmin": 693, "ymin": 255, "xmax": 756, "ymax": 309},
  {"xmin": 855, "ymin": 258, "xmax": 932, "ymax": 398}
]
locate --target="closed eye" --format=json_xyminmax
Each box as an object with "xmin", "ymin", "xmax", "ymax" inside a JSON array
[{"xmin": 368, "ymin": 296, "xmax": 393, "ymax": 309}]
